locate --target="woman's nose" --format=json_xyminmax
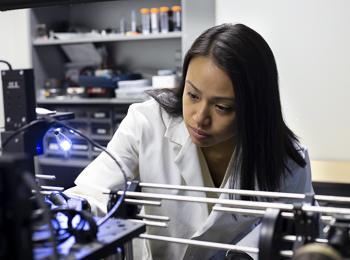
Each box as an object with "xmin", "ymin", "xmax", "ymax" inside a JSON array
[{"xmin": 194, "ymin": 105, "xmax": 211, "ymax": 127}]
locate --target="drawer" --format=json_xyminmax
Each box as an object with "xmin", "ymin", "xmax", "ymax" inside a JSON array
[
  {"xmin": 91, "ymin": 110, "xmax": 111, "ymax": 119},
  {"xmin": 67, "ymin": 108, "xmax": 88, "ymax": 119},
  {"xmin": 91, "ymin": 123, "xmax": 111, "ymax": 136},
  {"xmin": 66, "ymin": 122, "xmax": 89, "ymax": 135},
  {"xmin": 71, "ymin": 139, "xmax": 89, "ymax": 151}
]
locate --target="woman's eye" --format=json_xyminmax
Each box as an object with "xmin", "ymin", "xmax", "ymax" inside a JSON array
[
  {"xmin": 187, "ymin": 92, "xmax": 199, "ymax": 100},
  {"xmin": 216, "ymin": 105, "xmax": 233, "ymax": 113}
]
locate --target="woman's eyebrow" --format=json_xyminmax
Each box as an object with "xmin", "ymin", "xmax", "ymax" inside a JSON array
[
  {"xmin": 185, "ymin": 80, "xmax": 235, "ymax": 102},
  {"xmin": 186, "ymin": 80, "xmax": 200, "ymax": 92}
]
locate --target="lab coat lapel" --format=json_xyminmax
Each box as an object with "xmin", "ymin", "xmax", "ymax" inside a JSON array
[
  {"xmin": 164, "ymin": 117, "xmax": 230, "ymax": 236},
  {"xmin": 164, "ymin": 117, "xmax": 206, "ymax": 187},
  {"xmin": 183, "ymin": 180, "xmax": 260, "ymax": 260},
  {"xmin": 164, "ymin": 117, "xmax": 256, "ymax": 259}
]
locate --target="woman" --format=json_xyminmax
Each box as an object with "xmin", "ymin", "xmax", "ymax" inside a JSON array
[{"xmin": 66, "ymin": 23, "xmax": 313, "ymax": 259}]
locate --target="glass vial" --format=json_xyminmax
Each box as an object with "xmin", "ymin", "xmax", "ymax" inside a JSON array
[
  {"xmin": 140, "ymin": 8, "xmax": 151, "ymax": 34},
  {"xmin": 120, "ymin": 17, "xmax": 126, "ymax": 34},
  {"xmin": 171, "ymin": 5, "xmax": 182, "ymax": 31},
  {"xmin": 150, "ymin": 8, "xmax": 159, "ymax": 33},
  {"xmin": 159, "ymin": 6, "xmax": 170, "ymax": 33},
  {"xmin": 131, "ymin": 10, "xmax": 137, "ymax": 33}
]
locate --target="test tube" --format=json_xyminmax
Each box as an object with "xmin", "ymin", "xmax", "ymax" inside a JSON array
[
  {"xmin": 131, "ymin": 10, "xmax": 137, "ymax": 33},
  {"xmin": 150, "ymin": 8, "xmax": 159, "ymax": 33},
  {"xmin": 171, "ymin": 5, "xmax": 181, "ymax": 32},
  {"xmin": 140, "ymin": 8, "xmax": 151, "ymax": 34},
  {"xmin": 120, "ymin": 17, "xmax": 126, "ymax": 34},
  {"xmin": 159, "ymin": 6, "xmax": 169, "ymax": 33}
]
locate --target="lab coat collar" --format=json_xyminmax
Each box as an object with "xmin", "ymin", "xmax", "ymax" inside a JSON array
[
  {"xmin": 164, "ymin": 116, "xmax": 246, "ymax": 255},
  {"xmin": 164, "ymin": 115, "xmax": 208, "ymax": 191},
  {"xmin": 164, "ymin": 115, "xmax": 189, "ymax": 147}
]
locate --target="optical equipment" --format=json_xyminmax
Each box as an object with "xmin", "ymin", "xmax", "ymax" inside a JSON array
[
  {"xmin": 53, "ymin": 129, "xmax": 72, "ymax": 151},
  {"xmin": 105, "ymin": 182, "xmax": 350, "ymax": 260},
  {"xmin": 0, "ymin": 111, "xmax": 139, "ymax": 259}
]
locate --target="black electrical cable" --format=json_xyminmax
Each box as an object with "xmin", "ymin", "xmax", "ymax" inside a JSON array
[
  {"xmin": 1, "ymin": 116, "xmax": 129, "ymax": 227},
  {"xmin": 0, "ymin": 59, "xmax": 12, "ymax": 70},
  {"xmin": 22, "ymin": 171, "xmax": 59, "ymax": 260},
  {"xmin": 1, "ymin": 118, "xmax": 46, "ymax": 149},
  {"xmin": 48, "ymin": 118, "xmax": 129, "ymax": 226}
]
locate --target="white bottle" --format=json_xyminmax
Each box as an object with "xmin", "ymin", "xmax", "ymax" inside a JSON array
[
  {"xmin": 131, "ymin": 10, "xmax": 137, "ymax": 33},
  {"xmin": 159, "ymin": 6, "xmax": 169, "ymax": 33},
  {"xmin": 150, "ymin": 8, "xmax": 159, "ymax": 33},
  {"xmin": 140, "ymin": 8, "xmax": 151, "ymax": 34},
  {"xmin": 171, "ymin": 5, "xmax": 182, "ymax": 31}
]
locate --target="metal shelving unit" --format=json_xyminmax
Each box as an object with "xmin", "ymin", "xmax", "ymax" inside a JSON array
[
  {"xmin": 32, "ymin": 0, "xmax": 215, "ymax": 188},
  {"xmin": 33, "ymin": 31, "xmax": 182, "ymax": 46},
  {"xmin": 36, "ymin": 97, "xmax": 146, "ymax": 105}
]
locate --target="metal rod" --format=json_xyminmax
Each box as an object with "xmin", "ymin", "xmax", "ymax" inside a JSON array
[
  {"xmin": 40, "ymin": 185, "xmax": 64, "ymax": 191},
  {"xmin": 280, "ymin": 250, "xmax": 293, "ymax": 257},
  {"xmin": 315, "ymin": 194, "xmax": 350, "ymax": 204},
  {"xmin": 214, "ymin": 206, "xmax": 295, "ymax": 219},
  {"xmin": 281, "ymin": 213, "xmax": 333, "ymax": 223},
  {"xmin": 35, "ymin": 174, "xmax": 56, "ymax": 180},
  {"xmin": 136, "ymin": 182, "xmax": 350, "ymax": 204},
  {"xmin": 315, "ymin": 238, "xmax": 329, "ymax": 243},
  {"xmin": 281, "ymin": 212, "xmax": 294, "ymax": 219},
  {"xmin": 117, "ymin": 191, "xmax": 293, "ymax": 211},
  {"xmin": 214, "ymin": 206, "xmax": 336, "ymax": 222},
  {"xmin": 124, "ymin": 241, "xmax": 134, "ymax": 260},
  {"xmin": 303, "ymin": 204, "xmax": 350, "ymax": 215},
  {"xmin": 320, "ymin": 215, "xmax": 334, "ymax": 222},
  {"xmin": 129, "ymin": 219, "xmax": 168, "ymax": 228},
  {"xmin": 32, "ymin": 190, "xmax": 51, "ymax": 195},
  {"xmin": 213, "ymin": 206, "xmax": 266, "ymax": 216},
  {"xmin": 139, "ymin": 234, "xmax": 259, "ymax": 254},
  {"xmin": 136, "ymin": 213, "xmax": 170, "ymax": 222},
  {"xmin": 283, "ymin": 235, "xmax": 298, "ymax": 242},
  {"xmin": 117, "ymin": 191, "xmax": 350, "ymax": 216},
  {"xmin": 124, "ymin": 198, "xmax": 161, "ymax": 206},
  {"xmin": 137, "ymin": 182, "xmax": 305, "ymax": 199},
  {"xmin": 283, "ymin": 235, "xmax": 328, "ymax": 244}
]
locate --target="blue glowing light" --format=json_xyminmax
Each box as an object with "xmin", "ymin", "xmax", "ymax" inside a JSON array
[
  {"xmin": 59, "ymin": 140, "xmax": 72, "ymax": 151},
  {"xmin": 54, "ymin": 129, "xmax": 72, "ymax": 152}
]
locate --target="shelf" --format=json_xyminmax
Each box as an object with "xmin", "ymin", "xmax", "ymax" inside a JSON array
[
  {"xmin": 33, "ymin": 32, "xmax": 182, "ymax": 46},
  {"xmin": 37, "ymin": 97, "xmax": 147, "ymax": 105},
  {"xmin": 38, "ymin": 156, "xmax": 91, "ymax": 168}
]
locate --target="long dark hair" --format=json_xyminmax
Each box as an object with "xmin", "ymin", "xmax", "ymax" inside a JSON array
[{"xmin": 148, "ymin": 23, "xmax": 306, "ymax": 195}]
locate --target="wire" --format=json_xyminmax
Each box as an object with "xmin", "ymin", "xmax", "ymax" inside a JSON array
[
  {"xmin": 48, "ymin": 119, "xmax": 129, "ymax": 226},
  {"xmin": 22, "ymin": 171, "xmax": 59, "ymax": 260},
  {"xmin": 0, "ymin": 59, "xmax": 12, "ymax": 70},
  {"xmin": 1, "ymin": 118, "xmax": 46, "ymax": 149},
  {"xmin": 1, "ymin": 116, "xmax": 129, "ymax": 227}
]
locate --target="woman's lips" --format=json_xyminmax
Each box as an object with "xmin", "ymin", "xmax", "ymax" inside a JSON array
[{"xmin": 189, "ymin": 126, "xmax": 210, "ymax": 140}]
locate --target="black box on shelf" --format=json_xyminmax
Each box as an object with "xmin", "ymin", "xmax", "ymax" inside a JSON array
[{"xmin": 1, "ymin": 69, "xmax": 36, "ymax": 131}]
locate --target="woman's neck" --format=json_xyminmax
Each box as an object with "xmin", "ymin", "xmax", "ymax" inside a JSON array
[
  {"xmin": 201, "ymin": 137, "xmax": 236, "ymax": 162},
  {"xmin": 200, "ymin": 137, "xmax": 236, "ymax": 187}
]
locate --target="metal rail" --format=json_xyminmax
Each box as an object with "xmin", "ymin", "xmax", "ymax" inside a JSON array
[
  {"xmin": 136, "ymin": 182, "xmax": 350, "ymax": 203},
  {"xmin": 213, "ymin": 206, "xmax": 334, "ymax": 222},
  {"xmin": 116, "ymin": 190, "xmax": 350, "ymax": 215},
  {"xmin": 139, "ymin": 234, "xmax": 259, "ymax": 254}
]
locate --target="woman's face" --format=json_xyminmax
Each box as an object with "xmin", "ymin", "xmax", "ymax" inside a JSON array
[{"xmin": 182, "ymin": 56, "xmax": 237, "ymax": 147}]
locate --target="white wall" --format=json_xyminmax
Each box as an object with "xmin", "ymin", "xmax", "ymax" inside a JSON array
[
  {"xmin": 0, "ymin": 9, "xmax": 32, "ymax": 130},
  {"xmin": 216, "ymin": 0, "xmax": 350, "ymax": 161}
]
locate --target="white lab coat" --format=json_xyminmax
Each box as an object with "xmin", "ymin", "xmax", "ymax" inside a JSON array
[{"xmin": 66, "ymin": 99, "xmax": 313, "ymax": 260}]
